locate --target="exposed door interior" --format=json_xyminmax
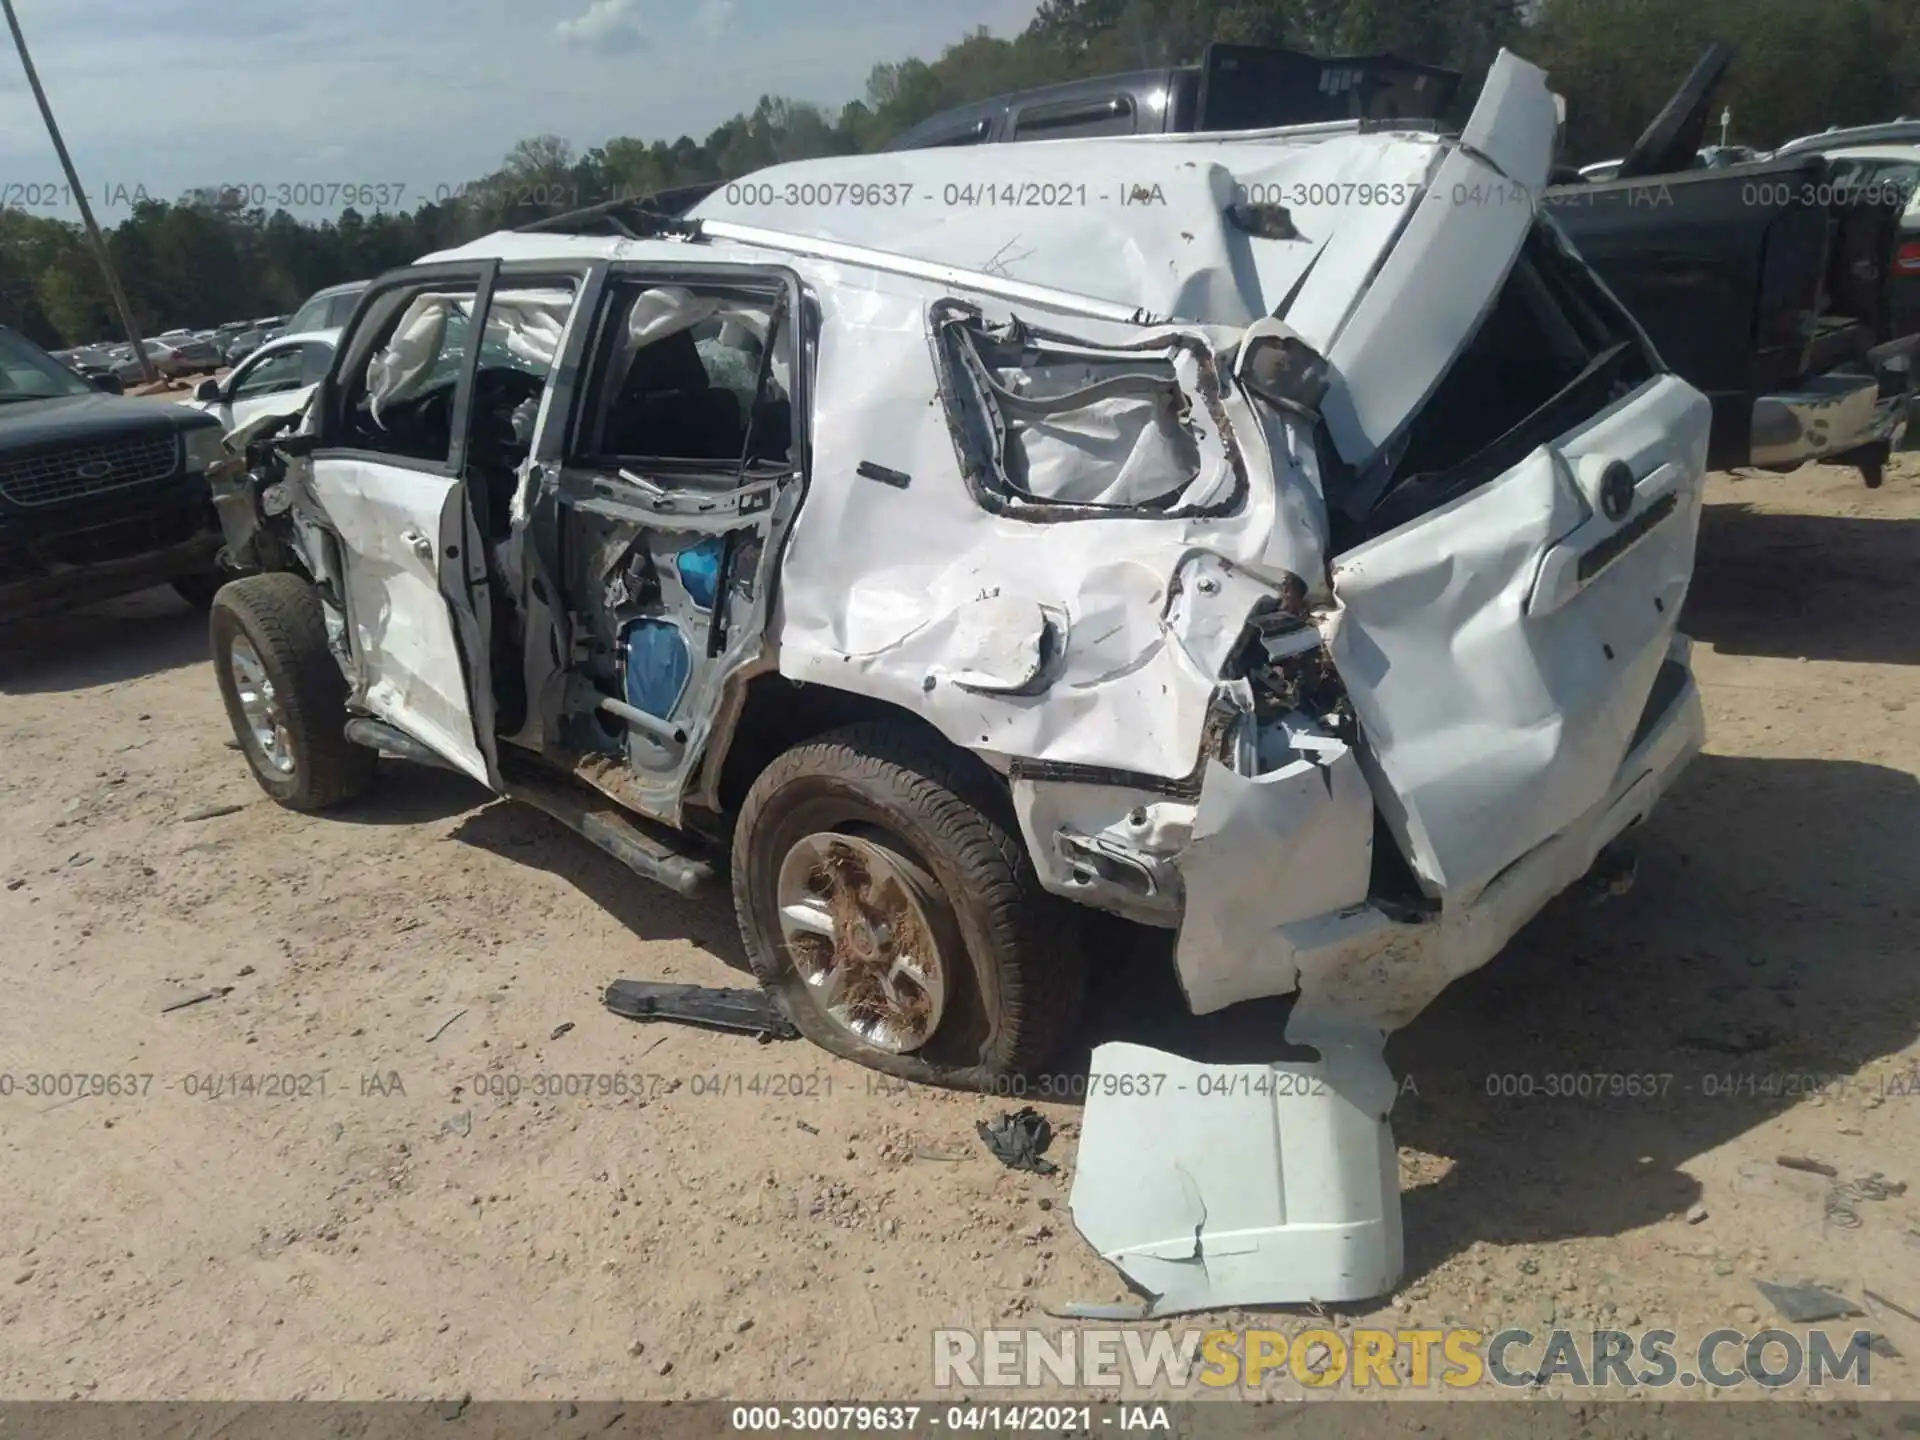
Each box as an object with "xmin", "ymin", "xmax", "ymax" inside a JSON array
[{"xmin": 540, "ymin": 268, "xmax": 805, "ymax": 824}]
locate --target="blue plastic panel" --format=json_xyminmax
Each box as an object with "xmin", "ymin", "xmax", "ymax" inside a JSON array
[
  {"xmin": 622, "ymin": 619, "xmax": 692, "ymax": 719},
  {"xmin": 675, "ymin": 537, "xmax": 727, "ymax": 611}
]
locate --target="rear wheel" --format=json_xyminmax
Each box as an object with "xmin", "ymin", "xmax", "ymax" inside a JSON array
[
  {"xmin": 210, "ymin": 573, "xmax": 375, "ymax": 810},
  {"xmin": 732, "ymin": 720, "xmax": 1085, "ymax": 1089}
]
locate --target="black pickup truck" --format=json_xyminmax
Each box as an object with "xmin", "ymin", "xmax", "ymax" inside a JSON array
[
  {"xmin": 881, "ymin": 43, "xmax": 1916, "ymax": 487},
  {"xmin": 1, "ymin": 326, "xmax": 230, "ymax": 622}
]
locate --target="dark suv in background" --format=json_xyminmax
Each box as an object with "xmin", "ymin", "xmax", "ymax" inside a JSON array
[{"xmin": 0, "ymin": 326, "xmax": 231, "ymax": 621}]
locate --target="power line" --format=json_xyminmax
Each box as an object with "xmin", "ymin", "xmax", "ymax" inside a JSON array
[{"xmin": 1, "ymin": 0, "xmax": 157, "ymax": 381}]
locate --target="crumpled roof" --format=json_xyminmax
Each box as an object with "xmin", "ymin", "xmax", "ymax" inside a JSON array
[{"xmin": 688, "ymin": 127, "xmax": 1450, "ymax": 334}]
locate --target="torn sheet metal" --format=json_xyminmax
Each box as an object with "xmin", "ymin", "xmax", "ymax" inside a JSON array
[
  {"xmin": 1171, "ymin": 715, "xmax": 1374, "ymax": 1015},
  {"xmin": 689, "ymin": 129, "xmax": 1445, "ymax": 327},
  {"xmin": 1324, "ymin": 374, "xmax": 1710, "ymax": 901},
  {"xmin": 1069, "ymin": 1040, "xmax": 1403, "ymax": 1312},
  {"xmin": 1012, "ymin": 779, "xmax": 1193, "ymax": 926},
  {"xmin": 774, "ymin": 295, "xmax": 1328, "ymax": 783},
  {"xmin": 1168, "ymin": 631, "xmax": 1706, "ymax": 1036}
]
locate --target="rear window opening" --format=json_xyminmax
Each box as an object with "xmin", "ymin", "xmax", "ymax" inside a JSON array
[
  {"xmin": 572, "ymin": 282, "xmax": 793, "ymax": 470},
  {"xmin": 933, "ymin": 302, "xmax": 1244, "ymax": 520},
  {"xmin": 1349, "ymin": 220, "xmax": 1656, "ymax": 541}
]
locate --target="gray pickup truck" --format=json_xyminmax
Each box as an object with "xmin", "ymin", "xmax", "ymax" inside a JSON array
[{"xmin": 880, "ymin": 42, "xmax": 1917, "ymax": 487}]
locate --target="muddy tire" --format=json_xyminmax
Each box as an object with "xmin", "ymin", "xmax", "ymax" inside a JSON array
[
  {"xmin": 732, "ymin": 720, "xmax": 1085, "ymax": 1089},
  {"xmin": 210, "ymin": 573, "xmax": 375, "ymax": 811}
]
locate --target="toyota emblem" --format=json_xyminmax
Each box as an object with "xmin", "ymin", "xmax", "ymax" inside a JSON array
[{"xmin": 1599, "ymin": 461, "xmax": 1635, "ymax": 521}]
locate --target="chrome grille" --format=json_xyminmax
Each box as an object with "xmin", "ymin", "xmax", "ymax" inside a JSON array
[{"xmin": 0, "ymin": 432, "xmax": 181, "ymax": 507}]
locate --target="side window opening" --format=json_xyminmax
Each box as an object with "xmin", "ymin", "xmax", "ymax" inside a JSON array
[
  {"xmin": 933, "ymin": 300, "xmax": 1242, "ymax": 519},
  {"xmin": 233, "ymin": 349, "xmax": 305, "ymax": 400},
  {"xmin": 1011, "ymin": 95, "xmax": 1135, "ymax": 140},
  {"xmin": 337, "ymin": 282, "xmax": 573, "ymax": 473},
  {"xmin": 464, "ymin": 284, "xmax": 577, "ymax": 541},
  {"xmin": 337, "ymin": 286, "xmax": 477, "ymax": 464},
  {"xmin": 299, "ymin": 343, "xmax": 333, "ymax": 385},
  {"xmin": 575, "ymin": 282, "xmax": 792, "ymax": 474}
]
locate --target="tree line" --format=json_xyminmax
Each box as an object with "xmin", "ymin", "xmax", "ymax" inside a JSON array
[{"xmin": 5, "ymin": 0, "xmax": 1919, "ymax": 348}]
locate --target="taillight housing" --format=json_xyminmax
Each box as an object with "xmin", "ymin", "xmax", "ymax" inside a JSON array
[{"xmin": 1896, "ymin": 239, "xmax": 1920, "ymax": 274}]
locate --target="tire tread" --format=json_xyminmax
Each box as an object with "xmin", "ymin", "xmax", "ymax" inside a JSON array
[
  {"xmin": 211, "ymin": 573, "xmax": 375, "ymax": 811},
  {"xmin": 732, "ymin": 720, "xmax": 1084, "ymax": 1087}
]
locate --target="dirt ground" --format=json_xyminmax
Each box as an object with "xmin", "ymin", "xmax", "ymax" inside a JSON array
[{"xmin": 0, "ymin": 463, "xmax": 1916, "ymax": 1405}]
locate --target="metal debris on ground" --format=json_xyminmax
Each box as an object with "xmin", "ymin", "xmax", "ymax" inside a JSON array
[
  {"xmin": 603, "ymin": 979, "xmax": 800, "ymax": 1040},
  {"xmin": 1776, "ymin": 1154, "xmax": 1839, "ymax": 1177},
  {"xmin": 975, "ymin": 1107, "xmax": 1058, "ymax": 1174},
  {"xmin": 425, "ymin": 1009, "xmax": 468, "ymax": 1043},
  {"xmin": 1826, "ymin": 1171, "xmax": 1908, "ymax": 1229},
  {"xmin": 180, "ymin": 803, "xmax": 245, "ymax": 823},
  {"xmin": 1675, "ymin": 1027, "xmax": 1783, "ymax": 1057},
  {"xmin": 1043, "ymin": 1301, "xmax": 1150, "ymax": 1321},
  {"xmin": 1754, "ymin": 1280, "xmax": 1861, "ymax": 1324},
  {"xmin": 160, "ymin": 986, "xmax": 232, "ymax": 1013},
  {"xmin": 1865, "ymin": 1288, "xmax": 1920, "ymax": 1326},
  {"xmin": 550, "ymin": 1021, "xmax": 575, "ymax": 1041}
]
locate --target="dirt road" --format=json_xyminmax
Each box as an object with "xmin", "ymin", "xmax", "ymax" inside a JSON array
[{"xmin": 1, "ymin": 464, "xmax": 1916, "ymax": 1404}]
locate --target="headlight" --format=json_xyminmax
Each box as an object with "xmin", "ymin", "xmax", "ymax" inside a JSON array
[{"xmin": 181, "ymin": 424, "xmax": 228, "ymax": 474}]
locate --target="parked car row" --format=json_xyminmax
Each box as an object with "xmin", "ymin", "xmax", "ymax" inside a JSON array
[
  {"xmin": 0, "ymin": 280, "xmax": 362, "ymax": 628},
  {"xmin": 0, "ymin": 324, "xmax": 230, "ymax": 619},
  {"xmin": 44, "ymin": 297, "xmax": 355, "ymax": 390}
]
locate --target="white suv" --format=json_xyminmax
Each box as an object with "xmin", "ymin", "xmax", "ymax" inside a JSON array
[{"xmin": 205, "ymin": 53, "xmax": 1707, "ymax": 1098}]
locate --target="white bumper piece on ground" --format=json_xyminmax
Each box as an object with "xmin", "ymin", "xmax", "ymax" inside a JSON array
[
  {"xmin": 1071, "ymin": 650, "xmax": 1706, "ymax": 1311},
  {"xmin": 1069, "ymin": 1039, "xmax": 1402, "ymax": 1314}
]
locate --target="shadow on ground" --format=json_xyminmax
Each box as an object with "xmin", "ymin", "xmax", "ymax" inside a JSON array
[
  {"xmin": 449, "ymin": 796, "xmax": 746, "ymax": 968},
  {"xmin": 0, "ymin": 587, "xmax": 208, "ymax": 693},
  {"xmin": 428, "ymin": 745, "xmax": 1920, "ymax": 1290},
  {"xmin": 330, "ymin": 762, "xmax": 496, "ymax": 828},
  {"xmin": 1068, "ymin": 750, "xmax": 1920, "ymax": 1286},
  {"xmin": 1684, "ymin": 501, "xmax": 1920, "ymax": 666}
]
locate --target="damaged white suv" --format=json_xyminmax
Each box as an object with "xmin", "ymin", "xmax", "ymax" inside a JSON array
[{"xmin": 207, "ymin": 54, "xmax": 1707, "ymax": 1097}]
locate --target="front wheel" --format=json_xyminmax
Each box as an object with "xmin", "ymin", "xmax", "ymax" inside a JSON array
[
  {"xmin": 210, "ymin": 573, "xmax": 375, "ymax": 811},
  {"xmin": 731, "ymin": 720, "xmax": 1085, "ymax": 1089}
]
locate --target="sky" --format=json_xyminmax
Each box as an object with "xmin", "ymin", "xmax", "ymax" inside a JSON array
[{"xmin": 0, "ymin": 0, "xmax": 1041, "ymax": 222}]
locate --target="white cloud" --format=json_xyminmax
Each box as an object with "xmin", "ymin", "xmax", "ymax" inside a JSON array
[
  {"xmin": 0, "ymin": 0, "xmax": 1047, "ymax": 221},
  {"xmin": 554, "ymin": 0, "xmax": 649, "ymax": 52}
]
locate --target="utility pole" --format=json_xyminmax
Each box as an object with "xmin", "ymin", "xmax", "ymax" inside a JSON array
[{"xmin": 2, "ymin": 0, "xmax": 156, "ymax": 382}]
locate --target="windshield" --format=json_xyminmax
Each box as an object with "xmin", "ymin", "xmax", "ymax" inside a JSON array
[{"xmin": 0, "ymin": 329, "xmax": 94, "ymax": 401}]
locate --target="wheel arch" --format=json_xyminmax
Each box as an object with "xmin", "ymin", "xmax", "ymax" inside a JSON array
[{"xmin": 703, "ymin": 674, "xmax": 1011, "ymax": 825}]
